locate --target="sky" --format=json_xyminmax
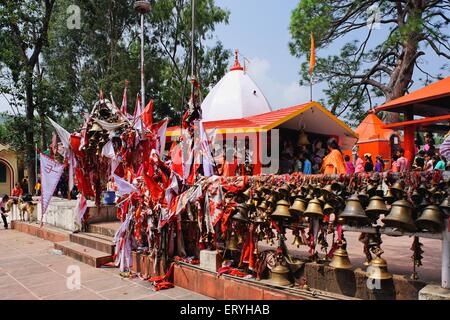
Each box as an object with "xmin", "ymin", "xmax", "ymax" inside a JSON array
[{"xmin": 0, "ymin": 0, "xmax": 448, "ymax": 114}]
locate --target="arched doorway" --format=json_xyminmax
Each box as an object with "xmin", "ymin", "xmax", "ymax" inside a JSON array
[{"xmin": 0, "ymin": 158, "xmax": 14, "ymax": 196}]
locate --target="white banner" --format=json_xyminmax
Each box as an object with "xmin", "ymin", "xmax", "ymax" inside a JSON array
[{"xmin": 40, "ymin": 153, "xmax": 65, "ymax": 218}]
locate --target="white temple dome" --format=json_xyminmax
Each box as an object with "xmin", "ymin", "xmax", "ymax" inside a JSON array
[{"xmin": 201, "ymin": 50, "xmax": 272, "ymax": 121}]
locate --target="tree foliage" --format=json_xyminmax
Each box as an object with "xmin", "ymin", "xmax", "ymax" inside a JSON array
[{"xmin": 289, "ymin": 0, "xmax": 450, "ymax": 125}]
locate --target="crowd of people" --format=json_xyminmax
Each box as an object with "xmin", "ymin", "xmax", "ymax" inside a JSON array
[{"xmin": 279, "ymin": 131, "xmax": 450, "ymax": 175}]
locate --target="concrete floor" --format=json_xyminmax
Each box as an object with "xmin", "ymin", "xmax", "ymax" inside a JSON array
[{"xmin": 0, "ymin": 229, "xmax": 211, "ymax": 300}]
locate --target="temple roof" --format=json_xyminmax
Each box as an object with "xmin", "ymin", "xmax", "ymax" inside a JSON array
[
  {"xmin": 374, "ymin": 76, "xmax": 450, "ymax": 117},
  {"xmin": 201, "ymin": 50, "xmax": 272, "ymax": 121},
  {"xmin": 355, "ymin": 112, "xmax": 395, "ymax": 143}
]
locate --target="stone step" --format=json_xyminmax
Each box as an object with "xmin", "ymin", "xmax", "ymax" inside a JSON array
[
  {"xmin": 87, "ymin": 222, "xmax": 121, "ymax": 238},
  {"xmin": 54, "ymin": 241, "xmax": 113, "ymax": 268},
  {"xmin": 69, "ymin": 233, "xmax": 115, "ymax": 255}
]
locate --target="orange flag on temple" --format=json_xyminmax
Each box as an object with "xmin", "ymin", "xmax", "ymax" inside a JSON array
[{"xmin": 309, "ymin": 32, "xmax": 315, "ymax": 76}]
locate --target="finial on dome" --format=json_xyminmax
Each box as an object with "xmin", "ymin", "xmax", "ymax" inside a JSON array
[{"xmin": 230, "ymin": 48, "xmax": 244, "ymax": 71}]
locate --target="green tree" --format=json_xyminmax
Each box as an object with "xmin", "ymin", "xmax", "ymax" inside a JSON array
[
  {"xmin": 0, "ymin": 0, "xmax": 56, "ymax": 190},
  {"xmin": 289, "ymin": 0, "xmax": 449, "ymax": 125}
]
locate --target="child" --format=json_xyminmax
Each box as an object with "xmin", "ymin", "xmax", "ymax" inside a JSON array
[{"xmin": 344, "ymin": 155, "xmax": 355, "ymax": 174}]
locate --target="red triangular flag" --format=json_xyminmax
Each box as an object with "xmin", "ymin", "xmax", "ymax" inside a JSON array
[{"xmin": 140, "ymin": 99, "xmax": 153, "ymax": 129}]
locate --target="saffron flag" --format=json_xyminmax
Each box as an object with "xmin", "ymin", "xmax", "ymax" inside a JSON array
[
  {"xmin": 140, "ymin": 99, "xmax": 153, "ymax": 129},
  {"xmin": 309, "ymin": 32, "xmax": 315, "ymax": 76},
  {"xmin": 40, "ymin": 153, "xmax": 65, "ymax": 218}
]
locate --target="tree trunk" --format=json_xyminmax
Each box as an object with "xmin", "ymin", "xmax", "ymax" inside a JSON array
[
  {"xmin": 383, "ymin": 2, "xmax": 422, "ymax": 124},
  {"xmin": 25, "ymin": 72, "xmax": 36, "ymax": 194}
]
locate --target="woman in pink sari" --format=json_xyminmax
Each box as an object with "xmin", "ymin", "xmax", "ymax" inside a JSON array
[{"xmin": 354, "ymin": 156, "xmax": 364, "ymax": 173}]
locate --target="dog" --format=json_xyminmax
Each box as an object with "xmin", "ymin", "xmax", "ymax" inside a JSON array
[{"xmin": 14, "ymin": 198, "xmax": 37, "ymax": 222}]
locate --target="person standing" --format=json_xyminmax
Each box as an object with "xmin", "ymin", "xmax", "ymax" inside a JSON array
[
  {"xmin": 34, "ymin": 179, "xmax": 41, "ymax": 196},
  {"xmin": 364, "ymin": 153, "xmax": 374, "ymax": 172},
  {"xmin": 321, "ymin": 139, "xmax": 347, "ymax": 174},
  {"xmin": 21, "ymin": 177, "xmax": 29, "ymax": 195},
  {"xmin": 374, "ymin": 155, "xmax": 384, "ymax": 173},
  {"xmin": 424, "ymin": 152, "xmax": 434, "ymax": 172},
  {"xmin": 302, "ymin": 152, "xmax": 312, "ymax": 175},
  {"xmin": 435, "ymin": 155, "xmax": 446, "ymax": 170},
  {"xmin": 413, "ymin": 150, "xmax": 425, "ymax": 171},
  {"xmin": 396, "ymin": 148, "xmax": 409, "ymax": 172},
  {"xmin": 344, "ymin": 155, "xmax": 355, "ymax": 174},
  {"xmin": 11, "ymin": 183, "xmax": 23, "ymax": 197},
  {"xmin": 391, "ymin": 155, "xmax": 400, "ymax": 172},
  {"xmin": 0, "ymin": 195, "xmax": 10, "ymax": 229},
  {"xmin": 355, "ymin": 156, "xmax": 364, "ymax": 173}
]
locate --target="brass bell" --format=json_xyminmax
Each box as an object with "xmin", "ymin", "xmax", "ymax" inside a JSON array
[
  {"xmin": 292, "ymin": 234, "xmax": 303, "ymax": 248},
  {"xmin": 289, "ymin": 191, "xmax": 298, "ymax": 202},
  {"xmin": 271, "ymin": 200, "xmax": 292, "ymax": 220},
  {"xmin": 329, "ymin": 243, "xmax": 352, "ymax": 270},
  {"xmin": 366, "ymin": 255, "xmax": 392, "ymax": 281},
  {"xmin": 339, "ymin": 193, "xmax": 369, "ymax": 225},
  {"xmin": 317, "ymin": 194, "xmax": 327, "ymax": 204},
  {"xmin": 323, "ymin": 203, "xmax": 334, "ymax": 215},
  {"xmin": 417, "ymin": 183, "xmax": 428, "ymax": 196},
  {"xmin": 232, "ymin": 203, "xmax": 249, "ymax": 222},
  {"xmin": 411, "ymin": 190, "xmax": 422, "ymax": 205},
  {"xmin": 266, "ymin": 195, "xmax": 275, "ymax": 207},
  {"xmin": 289, "ymin": 198, "xmax": 307, "ymax": 216},
  {"xmin": 390, "ymin": 181, "xmax": 405, "ymax": 198},
  {"xmin": 367, "ymin": 184, "xmax": 378, "ymax": 197},
  {"xmin": 382, "ymin": 200, "xmax": 417, "ymax": 232},
  {"xmin": 375, "ymin": 184, "xmax": 384, "ymax": 197},
  {"xmin": 358, "ymin": 188, "xmax": 369, "ymax": 206},
  {"xmin": 439, "ymin": 197, "xmax": 450, "ymax": 216},
  {"xmin": 383, "ymin": 189, "xmax": 395, "ymax": 205},
  {"xmin": 89, "ymin": 122, "xmax": 103, "ymax": 132},
  {"xmin": 415, "ymin": 205, "xmax": 444, "ymax": 233},
  {"xmin": 432, "ymin": 191, "xmax": 444, "ymax": 204},
  {"xmin": 254, "ymin": 215, "xmax": 265, "ymax": 224},
  {"xmin": 242, "ymin": 188, "xmax": 251, "ymax": 199},
  {"xmin": 321, "ymin": 184, "xmax": 333, "ymax": 197},
  {"xmin": 365, "ymin": 196, "xmax": 388, "ymax": 220},
  {"xmin": 418, "ymin": 197, "xmax": 430, "ymax": 210},
  {"xmin": 226, "ymin": 232, "xmax": 239, "ymax": 251},
  {"xmin": 258, "ymin": 200, "xmax": 269, "ymax": 211},
  {"xmin": 297, "ymin": 129, "xmax": 310, "ymax": 146},
  {"xmin": 278, "ymin": 185, "xmax": 290, "ymax": 198},
  {"xmin": 269, "ymin": 263, "xmax": 292, "ymax": 286},
  {"xmin": 303, "ymin": 198, "xmax": 323, "ymax": 219}
]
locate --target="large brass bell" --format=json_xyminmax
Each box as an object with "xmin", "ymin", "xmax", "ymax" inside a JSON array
[
  {"xmin": 303, "ymin": 197, "xmax": 323, "ymax": 219},
  {"xmin": 382, "ymin": 200, "xmax": 417, "ymax": 232},
  {"xmin": 297, "ymin": 129, "xmax": 310, "ymax": 146},
  {"xmin": 269, "ymin": 254, "xmax": 292, "ymax": 286},
  {"xmin": 226, "ymin": 232, "xmax": 239, "ymax": 251},
  {"xmin": 321, "ymin": 184, "xmax": 333, "ymax": 197},
  {"xmin": 365, "ymin": 196, "xmax": 388, "ymax": 220},
  {"xmin": 390, "ymin": 181, "xmax": 405, "ymax": 198},
  {"xmin": 415, "ymin": 205, "xmax": 444, "ymax": 233},
  {"xmin": 232, "ymin": 203, "xmax": 249, "ymax": 222},
  {"xmin": 339, "ymin": 193, "xmax": 369, "ymax": 225},
  {"xmin": 271, "ymin": 200, "xmax": 292, "ymax": 220},
  {"xmin": 329, "ymin": 241, "xmax": 352, "ymax": 270},
  {"xmin": 366, "ymin": 255, "xmax": 392, "ymax": 281},
  {"xmin": 289, "ymin": 198, "xmax": 307, "ymax": 216}
]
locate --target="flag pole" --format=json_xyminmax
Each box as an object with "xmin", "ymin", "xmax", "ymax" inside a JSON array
[{"xmin": 310, "ymin": 75, "xmax": 313, "ymax": 102}]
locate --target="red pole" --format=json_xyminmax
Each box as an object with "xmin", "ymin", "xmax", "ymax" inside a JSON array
[{"xmin": 403, "ymin": 124, "xmax": 415, "ymax": 165}]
